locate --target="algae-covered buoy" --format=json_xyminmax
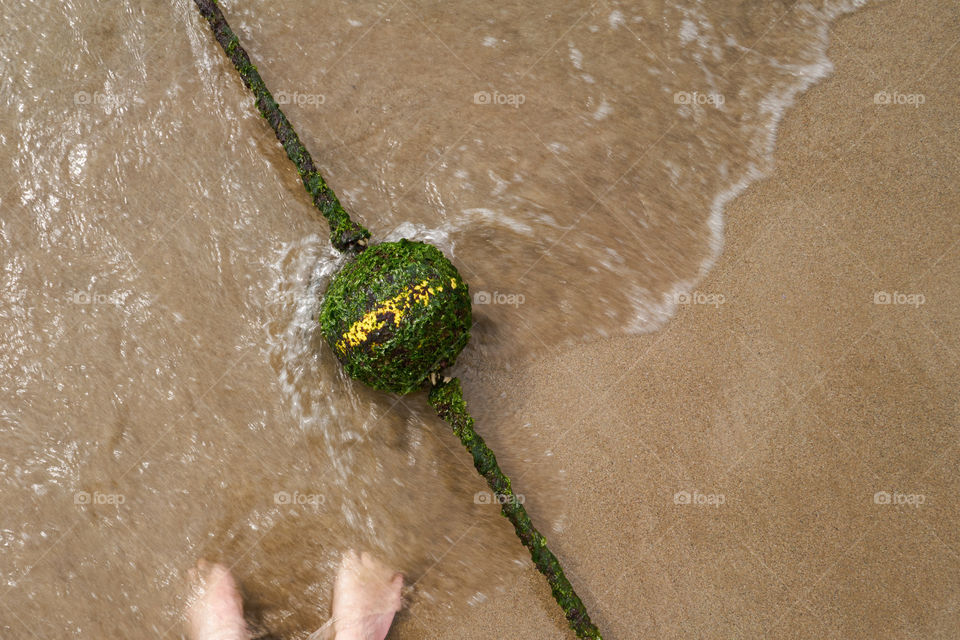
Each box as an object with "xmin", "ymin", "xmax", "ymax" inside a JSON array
[{"xmin": 319, "ymin": 240, "xmax": 472, "ymax": 394}]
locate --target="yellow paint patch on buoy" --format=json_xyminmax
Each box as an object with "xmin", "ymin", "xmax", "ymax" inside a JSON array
[{"xmin": 337, "ymin": 280, "xmax": 442, "ymax": 353}]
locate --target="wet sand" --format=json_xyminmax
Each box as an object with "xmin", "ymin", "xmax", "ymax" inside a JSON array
[{"xmin": 398, "ymin": 1, "xmax": 960, "ymax": 637}]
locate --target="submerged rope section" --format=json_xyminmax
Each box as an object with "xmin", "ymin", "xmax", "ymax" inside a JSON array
[
  {"xmin": 193, "ymin": 1, "xmax": 602, "ymax": 637},
  {"xmin": 193, "ymin": 0, "xmax": 369, "ymax": 252},
  {"xmin": 429, "ymin": 379, "xmax": 601, "ymax": 638}
]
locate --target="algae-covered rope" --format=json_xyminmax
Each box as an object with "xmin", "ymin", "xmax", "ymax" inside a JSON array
[
  {"xmin": 193, "ymin": 0, "xmax": 370, "ymax": 251},
  {"xmin": 192, "ymin": 1, "xmax": 602, "ymax": 637},
  {"xmin": 429, "ymin": 378, "xmax": 602, "ymax": 639}
]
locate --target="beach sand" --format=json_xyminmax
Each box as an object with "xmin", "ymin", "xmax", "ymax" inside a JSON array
[{"xmin": 398, "ymin": 0, "xmax": 960, "ymax": 637}]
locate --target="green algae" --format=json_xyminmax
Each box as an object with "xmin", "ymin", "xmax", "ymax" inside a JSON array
[
  {"xmin": 193, "ymin": 0, "xmax": 370, "ymax": 251},
  {"xmin": 319, "ymin": 240, "xmax": 472, "ymax": 394},
  {"xmin": 429, "ymin": 378, "xmax": 603, "ymax": 639}
]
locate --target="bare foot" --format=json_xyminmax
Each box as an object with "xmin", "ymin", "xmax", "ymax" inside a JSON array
[
  {"xmin": 331, "ymin": 550, "xmax": 403, "ymax": 640},
  {"xmin": 187, "ymin": 559, "xmax": 250, "ymax": 640}
]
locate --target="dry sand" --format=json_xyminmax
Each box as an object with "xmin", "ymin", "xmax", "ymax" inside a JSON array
[{"xmin": 398, "ymin": 0, "xmax": 960, "ymax": 637}]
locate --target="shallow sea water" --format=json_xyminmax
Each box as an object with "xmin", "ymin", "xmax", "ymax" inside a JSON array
[{"xmin": 0, "ymin": 0, "xmax": 865, "ymax": 636}]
